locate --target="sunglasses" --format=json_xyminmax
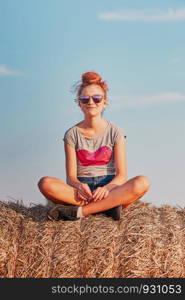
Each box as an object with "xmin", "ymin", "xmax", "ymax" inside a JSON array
[{"xmin": 78, "ymin": 94, "xmax": 104, "ymax": 104}]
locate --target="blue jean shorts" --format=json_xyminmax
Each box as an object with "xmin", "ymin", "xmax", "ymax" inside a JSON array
[{"xmin": 77, "ymin": 174, "xmax": 115, "ymax": 192}]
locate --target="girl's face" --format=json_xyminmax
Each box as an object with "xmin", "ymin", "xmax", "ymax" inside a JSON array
[{"xmin": 78, "ymin": 84, "xmax": 107, "ymax": 117}]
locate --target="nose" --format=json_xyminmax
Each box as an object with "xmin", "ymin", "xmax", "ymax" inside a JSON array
[
  {"xmin": 87, "ymin": 97, "xmax": 95, "ymax": 105},
  {"xmin": 89, "ymin": 96, "xmax": 94, "ymax": 103}
]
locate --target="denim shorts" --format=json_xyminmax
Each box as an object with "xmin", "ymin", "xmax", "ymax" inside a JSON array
[{"xmin": 77, "ymin": 174, "xmax": 115, "ymax": 192}]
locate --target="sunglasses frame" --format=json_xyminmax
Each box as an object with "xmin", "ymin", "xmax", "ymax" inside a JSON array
[{"xmin": 78, "ymin": 94, "xmax": 104, "ymax": 104}]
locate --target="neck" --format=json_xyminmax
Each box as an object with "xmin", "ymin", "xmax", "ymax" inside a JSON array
[{"xmin": 83, "ymin": 115, "xmax": 105, "ymax": 129}]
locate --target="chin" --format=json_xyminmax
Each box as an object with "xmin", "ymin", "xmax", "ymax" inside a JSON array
[{"xmin": 87, "ymin": 112, "xmax": 100, "ymax": 117}]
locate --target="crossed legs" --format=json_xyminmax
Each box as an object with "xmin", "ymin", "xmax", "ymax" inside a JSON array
[{"xmin": 38, "ymin": 175, "xmax": 151, "ymax": 216}]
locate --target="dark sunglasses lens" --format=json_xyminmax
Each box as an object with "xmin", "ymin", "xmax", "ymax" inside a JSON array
[
  {"xmin": 92, "ymin": 95, "xmax": 103, "ymax": 103},
  {"xmin": 79, "ymin": 96, "xmax": 90, "ymax": 104},
  {"xmin": 79, "ymin": 95, "xmax": 103, "ymax": 104}
]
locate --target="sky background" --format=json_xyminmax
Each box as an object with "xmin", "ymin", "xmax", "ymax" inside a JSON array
[{"xmin": 0, "ymin": 0, "xmax": 185, "ymax": 208}]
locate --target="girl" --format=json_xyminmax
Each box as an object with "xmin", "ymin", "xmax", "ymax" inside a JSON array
[{"xmin": 38, "ymin": 71, "xmax": 151, "ymax": 221}]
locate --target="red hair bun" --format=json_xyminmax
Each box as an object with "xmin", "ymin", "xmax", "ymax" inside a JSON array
[
  {"xmin": 82, "ymin": 72, "xmax": 101, "ymax": 84},
  {"xmin": 71, "ymin": 71, "xmax": 109, "ymax": 98}
]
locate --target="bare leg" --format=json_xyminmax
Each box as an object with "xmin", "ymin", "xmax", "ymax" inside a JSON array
[
  {"xmin": 38, "ymin": 177, "xmax": 85, "ymax": 206},
  {"xmin": 82, "ymin": 175, "xmax": 151, "ymax": 216},
  {"xmin": 121, "ymin": 190, "xmax": 146, "ymax": 209},
  {"xmin": 38, "ymin": 175, "xmax": 151, "ymax": 216}
]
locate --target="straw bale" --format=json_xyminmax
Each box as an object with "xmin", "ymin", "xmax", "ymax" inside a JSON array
[
  {"xmin": 154, "ymin": 205, "xmax": 185, "ymax": 277},
  {"xmin": 114, "ymin": 202, "xmax": 156, "ymax": 278},
  {"xmin": 0, "ymin": 199, "xmax": 185, "ymax": 278},
  {"xmin": 49, "ymin": 220, "xmax": 82, "ymax": 278},
  {"xmin": 80, "ymin": 213, "xmax": 120, "ymax": 277},
  {"xmin": 14, "ymin": 220, "xmax": 53, "ymax": 277},
  {"xmin": 0, "ymin": 201, "xmax": 23, "ymax": 278}
]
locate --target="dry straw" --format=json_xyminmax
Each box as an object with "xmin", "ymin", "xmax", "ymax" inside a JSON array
[{"xmin": 0, "ymin": 199, "xmax": 185, "ymax": 278}]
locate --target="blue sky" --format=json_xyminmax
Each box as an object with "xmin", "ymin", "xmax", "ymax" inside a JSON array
[{"xmin": 0, "ymin": 0, "xmax": 185, "ymax": 207}]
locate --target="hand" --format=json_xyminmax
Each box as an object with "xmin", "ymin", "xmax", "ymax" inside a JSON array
[
  {"xmin": 92, "ymin": 186, "xmax": 110, "ymax": 202},
  {"xmin": 77, "ymin": 183, "xmax": 93, "ymax": 205}
]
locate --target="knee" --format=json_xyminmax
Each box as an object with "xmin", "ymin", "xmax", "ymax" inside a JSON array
[
  {"xmin": 37, "ymin": 176, "xmax": 53, "ymax": 192},
  {"xmin": 132, "ymin": 175, "xmax": 151, "ymax": 195}
]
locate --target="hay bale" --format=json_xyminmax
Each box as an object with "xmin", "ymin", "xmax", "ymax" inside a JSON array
[
  {"xmin": 0, "ymin": 201, "xmax": 23, "ymax": 277},
  {"xmin": 80, "ymin": 214, "xmax": 119, "ymax": 277},
  {"xmin": 14, "ymin": 220, "xmax": 53, "ymax": 278},
  {"xmin": 0, "ymin": 199, "xmax": 185, "ymax": 278},
  {"xmin": 49, "ymin": 220, "xmax": 82, "ymax": 278}
]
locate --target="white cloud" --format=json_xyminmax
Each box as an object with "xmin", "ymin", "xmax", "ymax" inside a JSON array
[
  {"xmin": 112, "ymin": 92, "xmax": 185, "ymax": 108},
  {"xmin": 0, "ymin": 65, "xmax": 22, "ymax": 76},
  {"xmin": 98, "ymin": 8, "xmax": 185, "ymax": 22}
]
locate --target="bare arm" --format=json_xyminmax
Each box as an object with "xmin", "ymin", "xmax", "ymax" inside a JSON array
[
  {"xmin": 64, "ymin": 141, "xmax": 81, "ymax": 189},
  {"xmin": 104, "ymin": 136, "xmax": 127, "ymax": 191},
  {"xmin": 64, "ymin": 142, "xmax": 93, "ymax": 201}
]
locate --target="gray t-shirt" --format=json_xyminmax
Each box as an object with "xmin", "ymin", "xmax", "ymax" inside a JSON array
[{"xmin": 63, "ymin": 120, "xmax": 126, "ymax": 177}]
